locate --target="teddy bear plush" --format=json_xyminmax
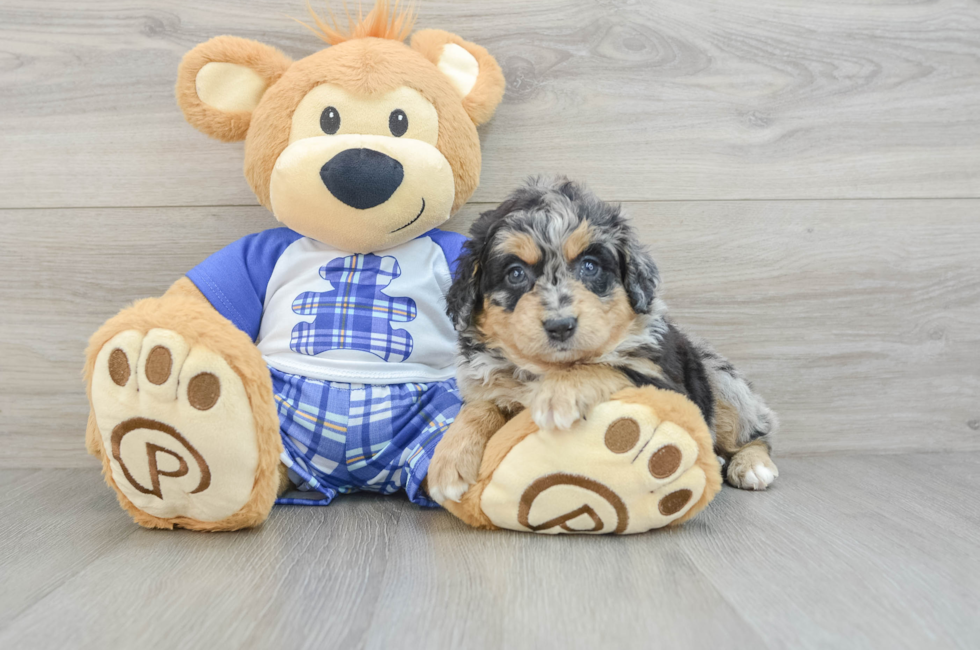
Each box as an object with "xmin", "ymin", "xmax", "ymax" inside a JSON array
[
  {"xmin": 83, "ymin": 1, "xmax": 506, "ymax": 531},
  {"xmin": 83, "ymin": 0, "xmax": 721, "ymax": 533}
]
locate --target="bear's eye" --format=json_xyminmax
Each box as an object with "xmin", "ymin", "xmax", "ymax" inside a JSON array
[
  {"xmin": 320, "ymin": 106, "xmax": 340, "ymax": 135},
  {"xmin": 389, "ymin": 109, "xmax": 408, "ymax": 137}
]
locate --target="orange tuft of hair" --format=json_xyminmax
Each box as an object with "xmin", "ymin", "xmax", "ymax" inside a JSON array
[{"xmin": 299, "ymin": 0, "xmax": 417, "ymax": 45}]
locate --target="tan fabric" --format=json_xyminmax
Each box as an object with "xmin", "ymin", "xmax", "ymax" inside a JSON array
[
  {"xmin": 410, "ymin": 29, "xmax": 506, "ymax": 126},
  {"xmin": 269, "ymin": 133, "xmax": 455, "ymax": 253},
  {"xmin": 607, "ymin": 387, "xmax": 724, "ymax": 526},
  {"xmin": 92, "ymin": 329, "xmax": 261, "ymax": 522},
  {"xmin": 441, "ymin": 410, "xmax": 540, "ymax": 530},
  {"xmin": 437, "ymin": 43, "xmax": 479, "ymax": 98},
  {"xmin": 176, "ymin": 20, "xmax": 504, "ymax": 253},
  {"xmin": 278, "ymin": 83, "xmax": 450, "ymax": 252},
  {"xmin": 101, "ymin": 5, "xmax": 505, "ymax": 527},
  {"xmin": 445, "ymin": 387, "xmax": 722, "ymax": 534},
  {"xmin": 242, "ymin": 36, "xmax": 488, "ymax": 222},
  {"xmin": 301, "ymin": 0, "xmax": 416, "ymax": 45},
  {"xmin": 288, "ymin": 84, "xmax": 439, "ymax": 145},
  {"xmin": 175, "ymin": 36, "xmax": 292, "ymax": 142},
  {"xmin": 196, "ymin": 62, "xmax": 269, "ymax": 113},
  {"xmin": 84, "ymin": 277, "xmax": 282, "ymax": 531}
]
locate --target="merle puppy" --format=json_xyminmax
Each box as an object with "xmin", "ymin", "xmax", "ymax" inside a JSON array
[{"xmin": 427, "ymin": 177, "xmax": 778, "ymax": 504}]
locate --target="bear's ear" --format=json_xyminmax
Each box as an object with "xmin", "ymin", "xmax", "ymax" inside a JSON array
[
  {"xmin": 176, "ymin": 36, "xmax": 292, "ymax": 142},
  {"xmin": 410, "ymin": 29, "xmax": 505, "ymax": 126}
]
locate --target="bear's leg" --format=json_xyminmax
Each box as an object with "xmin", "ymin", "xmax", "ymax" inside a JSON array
[
  {"xmin": 84, "ymin": 278, "xmax": 282, "ymax": 531},
  {"xmin": 449, "ymin": 386, "xmax": 724, "ymax": 534}
]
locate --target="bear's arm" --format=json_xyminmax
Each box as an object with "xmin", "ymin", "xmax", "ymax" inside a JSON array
[
  {"xmin": 426, "ymin": 228, "xmax": 468, "ymax": 292},
  {"xmin": 186, "ymin": 227, "xmax": 304, "ymax": 341}
]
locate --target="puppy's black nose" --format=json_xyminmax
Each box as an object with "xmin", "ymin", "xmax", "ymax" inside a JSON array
[
  {"xmin": 320, "ymin": 148, "xmax": 404, "ymax": 209},
  {"xmin": 543, "ymin": 317, "xmax": 577, "ymax": 342}
]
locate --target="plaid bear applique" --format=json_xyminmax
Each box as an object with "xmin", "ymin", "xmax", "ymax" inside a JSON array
[{"xmin": 290, "ymin": 254, "xmax": 417, "ymax": 362}]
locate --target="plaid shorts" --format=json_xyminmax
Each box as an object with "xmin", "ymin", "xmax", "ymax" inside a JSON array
[{"xmin": 270, "ymin": 367, "xmax": 461, "ymax": 508}]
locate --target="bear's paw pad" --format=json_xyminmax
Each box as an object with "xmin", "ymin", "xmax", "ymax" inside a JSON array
[
  {"xmin": 480, "ymin": 400, "xmax": 709, "ymax": 534},
  {"xmin": 91, "ymin": 329, "xmax": 259, "ymax": 523}
]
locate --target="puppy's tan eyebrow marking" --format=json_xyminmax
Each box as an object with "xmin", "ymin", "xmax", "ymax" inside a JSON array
[
  {"xmin": 498, "ymin": 232, "xmax": 541, "ymax": 265},
  {"xmin": 563, "ymin": 221, "xmax": 592, "ymax": 261}
]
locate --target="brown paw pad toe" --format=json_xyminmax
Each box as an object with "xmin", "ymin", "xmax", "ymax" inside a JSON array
[
  {"xmin": 658, "ymin": 489, "xmax": 693, "ymax": 516},
  {"xmin": 604, "ymin": 417, "xmax": 640, "ymax": 453},
  {"xmin": 187, "ymin": 372, "xmax": 221, "ymax": 411},
  {"xmin": 145, "ymin": 345, "xmax": 173, "ymax": 385},
  {"xmin": 648, "ymin": 444, "xmax": 683, "ymax": 478},
  {"xmin": 108, "ymin": 349, "xmax": 131, "ymax": 387}
]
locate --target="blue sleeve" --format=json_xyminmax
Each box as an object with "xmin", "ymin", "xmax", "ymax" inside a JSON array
[
  {"xmin": 186, "ymin": 228, "xmax": 304, "ymax": 340},
  {"xmin": 425, "ymin": 228, "xmax": 468, "ymax": 277}
]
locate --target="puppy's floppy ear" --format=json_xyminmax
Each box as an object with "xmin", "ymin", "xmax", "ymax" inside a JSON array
[
  {"xmin": 446, "ymin": 242, "xmax": 482, "ymax": 332},
  {"xmin": 446, "ymin": 201, "xmax": 513, "ymax": 331},
  {"xmin": 176, "ymin": 36, "xmax": 292, "ymax": 142},
  {"xmin": 617, "ymin": 229, "xmax": 661, "ymax": 314},
  {"xmin": 410, "ymin": 29, "xmax": 505, "ymax": 126}
]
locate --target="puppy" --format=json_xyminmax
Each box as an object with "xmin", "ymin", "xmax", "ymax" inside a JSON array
[{"xmin": 427, "ymin": 177, "xmax": 779, "ymax": 504}]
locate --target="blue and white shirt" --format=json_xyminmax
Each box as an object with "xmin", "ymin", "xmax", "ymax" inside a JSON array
[{"xmin": 188, "ymin": 228, "xmax": 466, "ymax": 384}]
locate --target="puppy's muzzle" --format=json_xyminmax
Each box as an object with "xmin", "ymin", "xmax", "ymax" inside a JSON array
[
  {"xmin": 320, "ymin": 148, "xmax": 404, "ymax": 210},
  {"xmin": 543, "ymin": 317, "xmax": 577, "ymax": 343}
]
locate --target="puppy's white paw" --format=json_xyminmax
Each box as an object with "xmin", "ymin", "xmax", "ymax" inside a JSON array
[
  {"xmin": 531, "ymin": 392, "xmax": 582, "ymax": 431},
  {"xmin": 427, "ymin": 441, "xmax": 482, "ymax": 504},
  {"xmin": 428, "ymin": 475, "xmax": 470, "ymax": 505},
  {"xmin": 728, "ymin": 459, "xmax": 779, "ymax": 491}
]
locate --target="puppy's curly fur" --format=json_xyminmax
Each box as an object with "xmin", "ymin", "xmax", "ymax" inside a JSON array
[{"xmin": 427, "ymin": 177, "xmax": 779, "ymax": 504}]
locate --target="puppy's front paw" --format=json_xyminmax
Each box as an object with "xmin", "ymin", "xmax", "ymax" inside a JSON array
[
  {"xmin": 531, "ymin": 390, "xmax": 582, "ymax": 431},
  {"xmin": 427, "ymin": 440, "xmax": 483, "ymax": 504},
  {"xmin": 727, "ymin": 453, "xmax": 779, "ymax": 491}
]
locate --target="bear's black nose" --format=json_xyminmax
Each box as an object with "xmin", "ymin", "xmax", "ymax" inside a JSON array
[{"xmin": 320, "ymin": 148, "xmax": 404, "ymax": 210}]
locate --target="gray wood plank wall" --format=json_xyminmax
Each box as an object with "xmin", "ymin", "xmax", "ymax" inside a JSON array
[{"xmin": 1, "ymin": 0, "xmax": 978, "ymax": 467}]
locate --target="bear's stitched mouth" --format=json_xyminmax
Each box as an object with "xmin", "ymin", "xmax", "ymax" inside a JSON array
[{"xmin": 390, "ymin": 198, "xmax": 426, "ymax": 233}]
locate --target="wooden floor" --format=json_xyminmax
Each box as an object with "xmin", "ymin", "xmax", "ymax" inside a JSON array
[
  {"xmin": 1, "ymin": 0, "xmax": 979, "ymax": 647},
  {"xmin": 2, "ymin": 454, "xmax": 979, "ymax": 649}
]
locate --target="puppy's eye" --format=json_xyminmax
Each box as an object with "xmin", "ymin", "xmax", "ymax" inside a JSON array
[
  {"xmin": 579, "ymin": 257, "xmax": 600, "ymax": 278},
  {"xmin": 320, "ymin": 106, "xmax": 341, "ymax": 135},
  {"xmin": 389, "ymin": 109, "xmax": 408, "ymax": 137},
  {"xmin": 506, "ymin": 265, "xmax": 526, "ymax": 285}
]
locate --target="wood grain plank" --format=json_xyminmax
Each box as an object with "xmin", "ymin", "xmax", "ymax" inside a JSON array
[
  {"xmin": 630, "ymin": 199, "xmax": 980, "ymax": 456},
  {"xmin": 0, "ymin": 487, "xmax": 403, "ymax": 648},
  {"xmin": 0, "ymin": 469, "xmax": 139, "ymax": 628},
  {"xmin": 362, "ymin": 504, "xmax": 763, "ymax": 649},
  {"xmin": 3, "ymin": 199, "xmax": 978, "ymax": 467},
  {"xmin": 782, "ymin": 453, "xmax": 980, "ymax": 546},
  {"xmin": 1, "ymin": 0, "xmax": 979, "ymax": 208},
  {"xmin": 678, "ymin": 454, "xmax": 980, "ymax": 649},
  {"xmin": 2, "ymin": 457, "xmax": 977, "ymax": 649}
]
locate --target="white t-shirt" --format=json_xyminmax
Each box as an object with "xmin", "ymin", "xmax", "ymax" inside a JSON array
[{"xmin": 188, "ymin": 227, "xmax": 466, "ymax": 384}]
